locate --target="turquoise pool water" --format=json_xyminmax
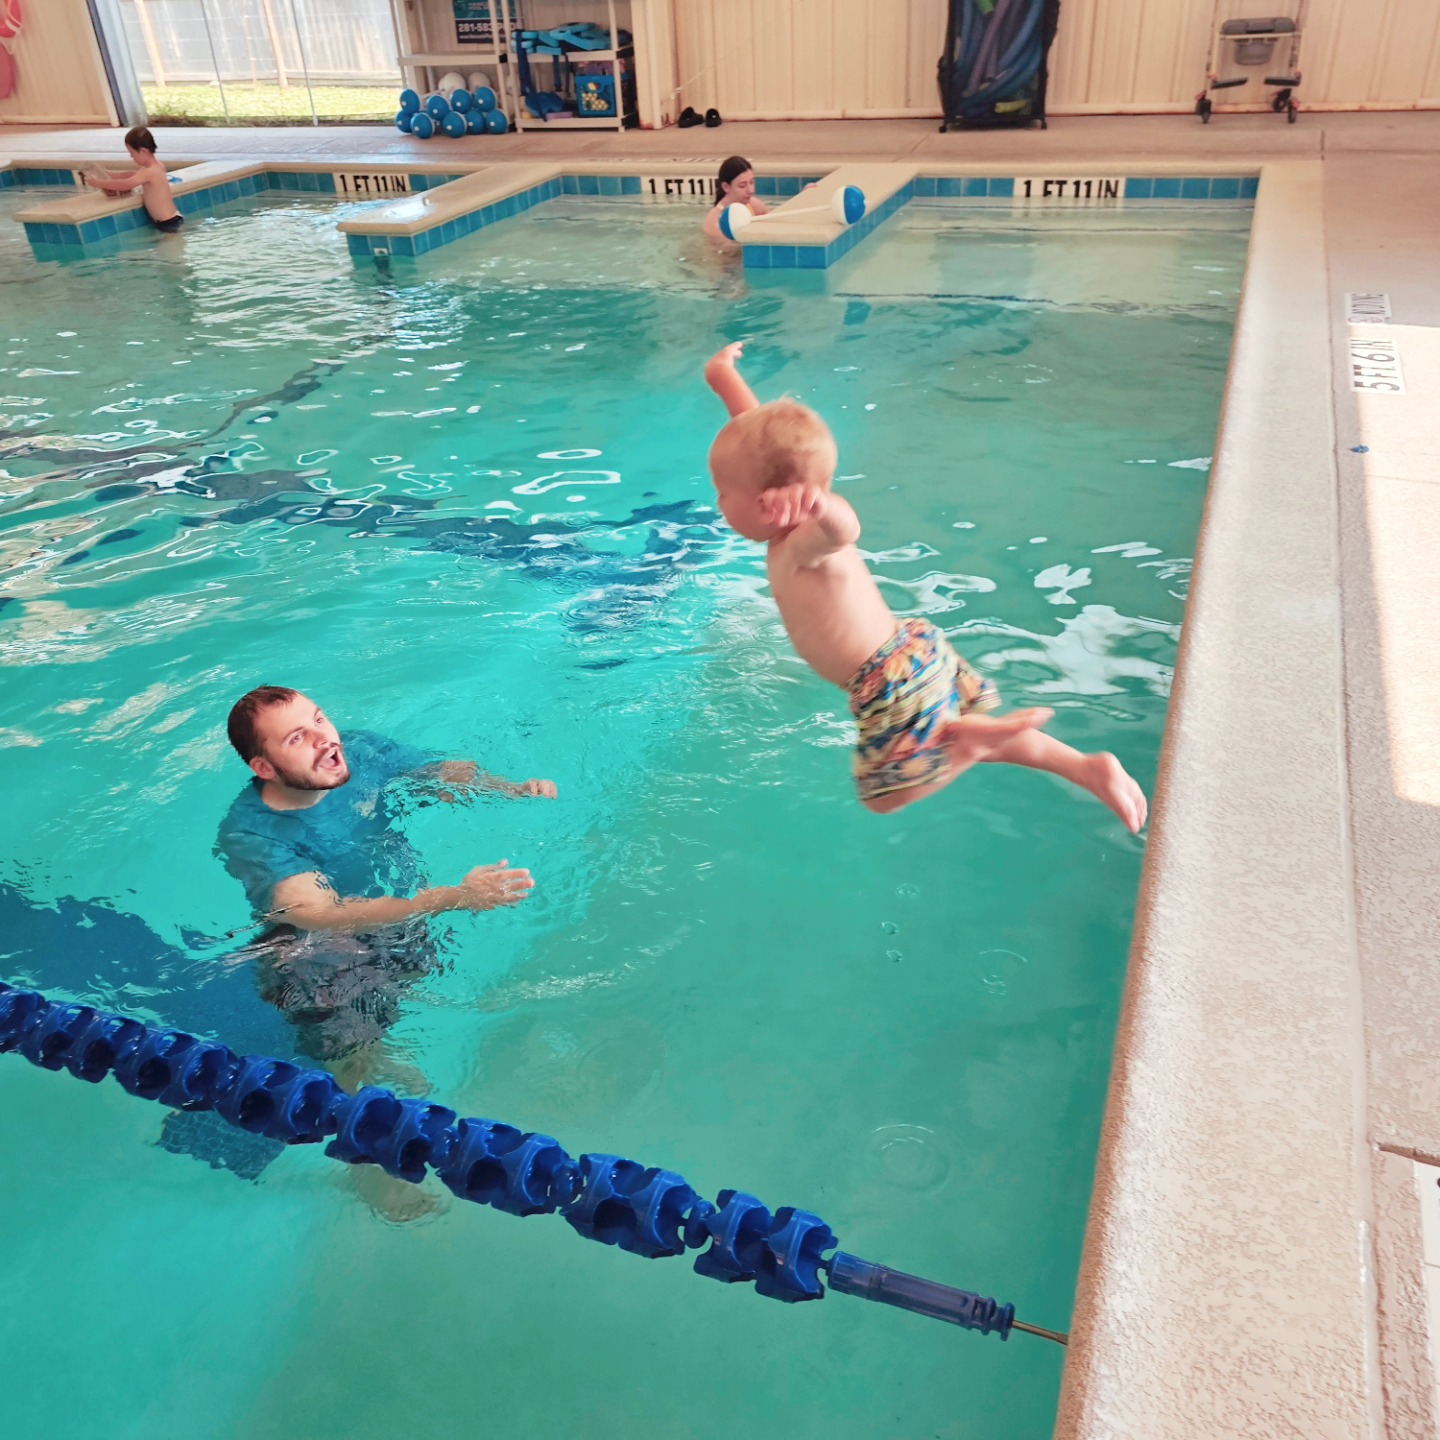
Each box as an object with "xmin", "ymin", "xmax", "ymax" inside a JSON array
[{"xmin": 0, "ymin": 187, "xmax": 1248, "ymax": 1437}]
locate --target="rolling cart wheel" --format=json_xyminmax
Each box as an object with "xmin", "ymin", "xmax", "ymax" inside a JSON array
[
  {"xmin": 1040, "ymin": 117, "xmax": 1047, "ymax": 129},
  {"xmin": 1287, "ymin": 100, "xmax": 1298, "ymax": 123},
  {"xmin": 938, "ymin": 121, "xmax": 948, "ymax": 133},
  {"xmin": 1196, "ymin": 96, "xmax": 1212, "ymax": 123}
]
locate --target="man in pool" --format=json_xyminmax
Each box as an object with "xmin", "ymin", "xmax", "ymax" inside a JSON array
[
  {"xmin": 81, "ymin": 126, "xmax": 184, "ymax": 234},
  {"xmin": 703, "ymin": 343, "xmax": 1148, "ymax": 831},
  {"xmin": 215, "ymin": 685, "xmax": 556, "ymax": 1085}
]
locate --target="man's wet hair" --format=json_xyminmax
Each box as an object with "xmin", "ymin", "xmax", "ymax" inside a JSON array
[
  {"xmin": 227, "ymin": 686, "xmax": 299, "ymax": 763},
  {"xmin": 124, "ymin": 126, "xmax": 158, "ymax": 154}
]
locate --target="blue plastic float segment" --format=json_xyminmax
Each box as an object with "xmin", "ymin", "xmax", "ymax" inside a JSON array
[
  {"xmin": 329, "ymin": 1087, "xmax": 457, "ymax": 1182},
  {"xmin": 0, "ymin": 981, "xmax": 1035, "ymax": 1336},
  {"xmin": 430, "ymin": 1116, "xmax": 577, "ymax": 1215},
  {"xmin": 757, "ymin": 1207, "xmax": 836, "ymax": 1302},
  {"xmin": 563, "ymin": 1155, "xmax": 699, "ymax": 1258},
  {"xmin": 693, "ymin": 1189, "xmax": 774, "ymax": 1283}
]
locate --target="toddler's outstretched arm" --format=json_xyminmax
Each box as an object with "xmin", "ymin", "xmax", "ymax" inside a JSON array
[{"xmin": 704, "ymin": 342, "xmax": 760, "ymax": 417}]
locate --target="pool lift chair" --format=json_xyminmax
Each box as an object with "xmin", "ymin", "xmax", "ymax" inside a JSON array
[{"xmin": 1195, "ymin": 3, "xmax": 1306, "ymax": 124}]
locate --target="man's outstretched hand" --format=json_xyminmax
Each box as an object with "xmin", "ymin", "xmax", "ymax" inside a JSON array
[
  {"xmin": 453, "ymin": 860, "xmax": 535, "ymax": 911},
  {"xmin": 433, "ymin": 761, "xmax": 558, "ymax": 801}
]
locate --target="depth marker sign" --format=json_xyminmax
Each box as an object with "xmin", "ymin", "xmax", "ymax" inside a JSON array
[
  {"xmin": 1349, "ymin": 336, "xmax": 1404, "ymax": 394},
  {"xmin": 1017, "ymin": 177, "xmax": 1123, "ymax": 201}
]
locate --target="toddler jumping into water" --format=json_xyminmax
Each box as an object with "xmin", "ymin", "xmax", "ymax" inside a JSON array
[{"xmin": 703, "ymin": 343, "xmax": 1147, "ymax": 829}]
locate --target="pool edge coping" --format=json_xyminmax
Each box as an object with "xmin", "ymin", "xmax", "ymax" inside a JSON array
[{"xmin": 1055, "ymin": 157, "xmax": 1376, "ymax": 1438}]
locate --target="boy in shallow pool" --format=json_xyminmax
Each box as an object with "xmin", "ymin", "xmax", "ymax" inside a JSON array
[
  {"xmin": 703, "ymin": 342, "xmax": 1147, "ymax": 829},
  {"xmin": 82, "ymin": 126, "xmax": 183, "ymax": 234}
]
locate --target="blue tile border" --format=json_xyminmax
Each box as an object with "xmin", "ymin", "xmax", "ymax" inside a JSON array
[
  {"xmin": 17, "ymin": 165, "xmax": 1261, "ymax": 264},
  {"xmin": 752, "ymin": 175, "xmax": 821, "ymax": 197},
  {"xmin": 14, "ymin": 167, "xmax": 76, "ymax": 186},
  {"xmin": 920, "ymin": 174, "xmax": 1258, "ymax": 204}
]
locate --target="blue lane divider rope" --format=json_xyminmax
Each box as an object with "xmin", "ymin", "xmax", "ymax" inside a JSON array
[{"xmin": 0, "ymin": 981, "xmax": 1064, "ymax": 1344}]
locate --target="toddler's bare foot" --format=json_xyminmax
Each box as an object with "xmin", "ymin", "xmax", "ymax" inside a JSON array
[
  {"xmin": 1079, "ymin": 752, "xmax": 1147, "ymax": 833},
  {"xmin": 942, "ymin": 707, "xmax": 1054, "ymax": 774}
]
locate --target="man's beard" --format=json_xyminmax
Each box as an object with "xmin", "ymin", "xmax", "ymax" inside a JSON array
[{"xmin": 270, "ymin": 748, "xmax": 350, "ymax": 791}]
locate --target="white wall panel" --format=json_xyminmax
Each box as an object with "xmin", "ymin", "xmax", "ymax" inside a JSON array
[
  {"xmin": 672, "ymin": 0, "xmax": 950, "ymax": 119},
  {"xmin": 0, "ymin": 0, "xmax": 116, "ymax": 124},
  {"xmin": 668, "ymin": 0, "xmax": 1440, "ymax": 120},
  {"xmin": 631, "ymin": 0, "xmax": 679, "ymax": 127}
]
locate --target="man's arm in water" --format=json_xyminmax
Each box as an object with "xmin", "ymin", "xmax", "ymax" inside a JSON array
[
  {"xmin": 268, "ymin": 862, "xmax": 534, "ymax": 933},
  {"xmin": 428, "ymin": 760, "xmax": 558, "ymax": 799}
]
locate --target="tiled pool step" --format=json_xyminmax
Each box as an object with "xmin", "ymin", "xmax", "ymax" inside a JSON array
[
  {"xmin": 8, "ymin": 160, "xmax": 468, "ymax": 251},
  {"xmin": 339, "ymin": 165, "xmax": 834, "ymax": 262},
  {"xmin": 738, "ymin": 170, "xmax": 1260, "ymax": 270},
  {"xmin": 340, "ymin": 164, "xmax": 564, "ymax": 259}
]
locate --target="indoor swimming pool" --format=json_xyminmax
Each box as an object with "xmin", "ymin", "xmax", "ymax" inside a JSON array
[{"xmin": 0, "ymin": 182, "xmax": 1249, "ymax": 1438}]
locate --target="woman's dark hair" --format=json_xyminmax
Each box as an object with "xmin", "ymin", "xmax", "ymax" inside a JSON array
[
  {"xmin": 124, "ymin": 126, "xmax": 158, "ymax": 154},
  {"xmin": 713, "ymin": 155, "xmax": 753, "ymax": 206}
]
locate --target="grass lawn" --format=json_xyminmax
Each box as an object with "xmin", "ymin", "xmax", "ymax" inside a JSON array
[{"xmin": 142, "ymin": 83, "xmax": 399, "ymax": 125}]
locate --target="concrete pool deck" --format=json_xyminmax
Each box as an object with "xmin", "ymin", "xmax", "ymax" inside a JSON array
[{"xmin": 5, "ymin": 110, "xmax": 1440, "ymax": 1438}]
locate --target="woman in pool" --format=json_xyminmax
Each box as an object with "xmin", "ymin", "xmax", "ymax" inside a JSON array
[{"xmin": 702, "ymin": 155, "xmax": 768, "ymax": 246}]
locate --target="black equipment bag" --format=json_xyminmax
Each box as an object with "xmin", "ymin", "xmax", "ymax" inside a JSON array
[{"xmin": 938, "ymin": 0, "xmax": 1061, "ymax": 131}]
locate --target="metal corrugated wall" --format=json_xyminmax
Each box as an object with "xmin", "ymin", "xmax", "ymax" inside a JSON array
[
  {"xmin": 671, "ymin": 0, "xmax": 1440, "ymax": 118},
  {"xmin": 0, "ymin": 0, "xmax": 116, "ymax": 124}
]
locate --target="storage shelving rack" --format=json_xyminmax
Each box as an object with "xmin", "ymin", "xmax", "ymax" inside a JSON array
[
  {"xmin": 512, "ymin": 0, "xmax": 636, "ymax": 132},
  {"xmin": 392, "ymin": 0, "xmax": 519, "ymax": 123}
]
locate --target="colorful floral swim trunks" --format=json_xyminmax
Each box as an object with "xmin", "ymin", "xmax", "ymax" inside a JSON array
[{"xmin": 847, "ymin": 618, "xmax": 999, "ymax": 802}]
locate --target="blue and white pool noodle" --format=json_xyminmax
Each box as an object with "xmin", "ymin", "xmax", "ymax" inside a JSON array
[{"xmin": 719, "ymin": 185, "xmax": 866, "ymax": 242}]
